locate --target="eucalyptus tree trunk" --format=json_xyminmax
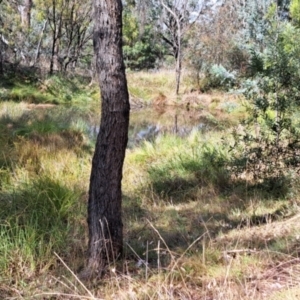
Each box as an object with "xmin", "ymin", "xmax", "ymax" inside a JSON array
[
  {"xmin": 175, "ymin": 21, "xmax": 182, "ymax": 96},
  {"xmin": 19, "ymin": 0, "xmax": 32, "ymax": 29},
  {"xmin": 160, "ymin": 0, "xmax": 183, "ymax": 95},
  {"xmin": 23, "ymin": 0, "xmax": 32, "ymax": 29},
  {"xmin": 83, "ymin": 0, "xmax": 130, "ymax": 278}
]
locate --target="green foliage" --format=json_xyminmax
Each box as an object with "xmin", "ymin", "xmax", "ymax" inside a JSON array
[
  {"xmin": 123, "ymin": 14, "xmax": 162, "ymax": 70},
  {"xmin": 123, "ymin": 10, "xmax": 139, "ymax": 46},
  {"xmin": 237, "ymin": 0, "xmax": 273, "ymax": 49},
  {"xmin": 226, "ymin": 45, "xmax": 250, "ymax": 73},
  {"xmin": 248, "ymin": 48, "xmax": 264, "ymax": 75},
  {"xmin": 231, "ymin": 8, "xmax": 300, "ymax": 192},
  {"xmin": 123, "ymin": 42, "xmax": 155, "ymax": 70},
  {"xmin": 290, "ymin": 0, "xmax": 300, "ymax": 26},
  {"xmin": 201, "ymin": 65, "xmax": 236, "ymax": 91},
  {"xmin": 209, "ymin": 65, "xmax": 236, "ymax": 88}
]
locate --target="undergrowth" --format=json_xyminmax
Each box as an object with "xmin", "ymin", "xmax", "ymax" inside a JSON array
[{"xmin": 0, "ymin": 73, "xmax": 300, "ymax": 299}]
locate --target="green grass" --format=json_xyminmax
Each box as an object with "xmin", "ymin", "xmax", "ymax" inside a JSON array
[
  {"xmin": 0, "ymin": 73, "xmax": 99, "ymax": 106},
  {"xmin": 0, "ymin": 98, "xmax": 92, "ymax": 297},
  {"xmin": 126, "ymin": 133, "xmax": 230, "ymax": 203},
  {"xmin": 0, "ymin": 72, "xmax": 300, "ymax": 299}
]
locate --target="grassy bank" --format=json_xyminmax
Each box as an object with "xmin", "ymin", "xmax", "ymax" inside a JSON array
[{"xmin": 0, "ymin": 72, "xmax": 300, "ymax": 299}]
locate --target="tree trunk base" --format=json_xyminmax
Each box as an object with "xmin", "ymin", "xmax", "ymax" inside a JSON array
[{"xmin": 78, "ymin": 263, "xmax": 106, "ymax": 281}]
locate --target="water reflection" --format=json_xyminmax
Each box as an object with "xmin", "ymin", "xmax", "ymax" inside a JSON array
[
  {"xmin": 89, "ymin": 107, "xmax": 220, "ymax": 148},
  {"xmin": 130, "ymin": 106, "xmax": 221, "ymax": 146},
  {"xmin": 23, "ymin": 103, "xmax": 221, "ymax": 148}
]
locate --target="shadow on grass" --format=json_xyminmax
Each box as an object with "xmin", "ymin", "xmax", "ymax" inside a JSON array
[
  {"xmin": 123, "ymin": 144, "xmax": 294, "ymax": 265},
  {"xmin": 0, "ymin": 71, "xmax": 54, "ymax": 104},
  {"xmin": 0, "ymin": 68, "xmax": 96, "ymax": 105},
  {"xmin": 147, "ymin": 153, "xmax": 291, "ymax": 204},
  {"xmin": 146, "ymin": 149, "xmax": 229, "ymax": 204},
  {"xmin": 123, "ymin": 189, "xmax": 293, "ymax": 269},
  {"xmin": 0, "ymin": 106, "xmax": 95, "ymax": 167}
]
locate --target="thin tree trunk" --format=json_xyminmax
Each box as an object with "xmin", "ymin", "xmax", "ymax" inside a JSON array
[
  {"xmin": 50, "ymin": 36, "xmax": 56, "ymax": 75},
  {"xmin": 32, "ymin": 20, "xmax": 47, "ymax": 67},
  {"xmin": 83, "ymin": 0, "xmax": 130, "ymax": 279},
  {"xmin": 175, "ymin": 7, "xmax": 182, "ymax": 95},
  {"xmin": 175, "ymin": 33, "xmax": 181, "ymax": 95},
  {"xmin": 0, "ymin": 40, "xmax": 3, "ymax": 76},
  {"xmin": 49, "ymin": 0, "xmax": 57, "ymax": 75},
  {"xmin": 19, "ymin": 0, "xmax": 32, "ymax": 29},
  {"xmin": 23, "ymin": 0, "xmax": 32, "ymax": 29},
  {"xmin": 160, "ymin": 0, "xmax": 182, "ymax": 95}
]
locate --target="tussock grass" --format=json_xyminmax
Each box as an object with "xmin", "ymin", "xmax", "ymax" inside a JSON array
[
  {"xmin": 1, "ymin": 72, "xmax": 300, "ymax": 299},
  {"xmin": 0, "ymin": 100, "xmax": 91, "ymax": 297}
]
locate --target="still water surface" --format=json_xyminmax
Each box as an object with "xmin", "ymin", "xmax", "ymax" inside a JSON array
[{"xmin": 88, "ymin": 106, "xmax": 220, "ymax": 148}]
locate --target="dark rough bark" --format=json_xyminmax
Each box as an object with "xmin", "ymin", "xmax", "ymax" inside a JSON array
[{"xmin": 83, "ymin": 0, "xmax": 130, "ymax": 278}]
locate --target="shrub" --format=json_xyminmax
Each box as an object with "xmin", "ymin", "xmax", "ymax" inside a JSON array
[
  {"xmin": 201, "ymin": 64, "xmax": 236, "ymax": 91},
  {"xmin": 231, "ymin": 7, "xmax": 300, "ymax": 193}
]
